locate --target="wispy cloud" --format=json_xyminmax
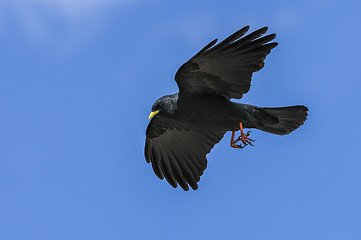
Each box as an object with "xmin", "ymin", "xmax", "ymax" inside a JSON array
[
  {"xmin": 1, "ymin": 0, "xmax": 139, "ymax": 52},
  {"xmin": 9, "ymin": 0, "xmax": 133, "ymax": 19}
]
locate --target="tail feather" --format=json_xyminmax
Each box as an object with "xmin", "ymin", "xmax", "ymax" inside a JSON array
[{"xmin": 256, "ymin": 105, "xmax": 308, "ymax": 135}]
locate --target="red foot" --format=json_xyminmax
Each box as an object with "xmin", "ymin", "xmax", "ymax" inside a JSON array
[{"xmin": 230, "ymin": 122, "xmax": 255, "ymax": 149}]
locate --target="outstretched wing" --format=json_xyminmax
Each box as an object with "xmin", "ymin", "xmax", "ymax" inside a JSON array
[
  {"xmin": 145, "ymin": 116, "xmax": 225, "ymax": 191},
  {"xmin": 175, "ymin": 26, "xmax": 278, "ymax": 99}
]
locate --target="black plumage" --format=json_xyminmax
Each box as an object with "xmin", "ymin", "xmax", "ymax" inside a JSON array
[{"xmin": 145, "ymin": 26, "xmax": 308, "ymax": 191}]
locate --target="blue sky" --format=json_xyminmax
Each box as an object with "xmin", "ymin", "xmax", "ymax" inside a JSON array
[{"xmin": 1, "ymin": 0, "xmax": 361, "ymax": 239}]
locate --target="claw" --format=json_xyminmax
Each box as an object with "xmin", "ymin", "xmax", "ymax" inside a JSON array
[
  {"xmin": 243, "ymin": 139, "xmax": 254, "ymax": 146},
  {"xmin": 232, "ymin": 143, "xmax": 245, "ymax": 149}
]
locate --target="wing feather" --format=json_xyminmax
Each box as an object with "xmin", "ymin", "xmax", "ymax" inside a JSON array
[
  {"xmin": 175, "ymin": 26, "xmax": 278, "ymax": 99},
  {"xmin": 145, "ymin": 116, "xmax": 225, "ymax": 190},
  {"xmin": 153, "ymin": 139, "xmax": 178, "ymax": 188}
]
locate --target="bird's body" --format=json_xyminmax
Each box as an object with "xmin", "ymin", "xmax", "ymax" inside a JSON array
[
  {"xmin": 145, "ymin": 26, "xmax": 308, "ymax": 191},
  {"xmin": 152, "ymin": 93, "xmax": 258, "ymax": 130}
]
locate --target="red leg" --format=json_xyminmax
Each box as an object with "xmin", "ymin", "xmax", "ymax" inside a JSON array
[
  {"xmin": 230, "ymin": 122, "xmax": 255, "ymax": 149},
  {"xmin": 230, "ymin": 130, "xmax": 243, "ymax": 148},
  {"xmin": 238, "ymin": 122, "xmax": 254, "ymax": 146}
]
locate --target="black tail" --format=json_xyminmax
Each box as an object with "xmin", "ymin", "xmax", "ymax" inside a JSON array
[{"xmin": 256, "ymin": 105, "xmax": 308, "ymax": 135}]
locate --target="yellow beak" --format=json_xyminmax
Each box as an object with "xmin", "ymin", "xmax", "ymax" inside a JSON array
[{"xmin": 148, "ymin": 110, "xmax": 159, "ymax": 119}]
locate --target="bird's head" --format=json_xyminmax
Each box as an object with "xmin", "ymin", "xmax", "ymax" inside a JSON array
[{"xmin": 149, "ymin": 93, "xmax": 179, "ymax": 119}]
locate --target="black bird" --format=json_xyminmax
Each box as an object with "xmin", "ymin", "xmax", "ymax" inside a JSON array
[{"xmin": 145, "ymin": 26, "xmax": 308, "ymax": 191}]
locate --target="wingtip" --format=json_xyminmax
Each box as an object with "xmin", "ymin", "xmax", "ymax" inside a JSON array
[
  {"xmin": 256, "ymin": 26, "xmax": 269, "ymax": 35},
  {"xmin": 242, "ymin": 25, "xmax": 250, "ymax": 32},
  {"xmin": 210, "ymin": 38, "xmax": 218, "ymax": 45},
  {"xmin": 179, "ymin": 184, "xmax": 190, "ymax": 191},
  {"xmin": 268, "ymin": 33, "xmax": 277, "ymax": 41},
  {"xmin": 190, "ymin": 183, "xmax": 198, "ymax": 191},
  {"xmin": 270, "ymin": 42, "xmax": 278, "ymax": 49}
]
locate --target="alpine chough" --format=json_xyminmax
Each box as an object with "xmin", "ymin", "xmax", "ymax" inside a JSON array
[{"xmin": 145, "ymin": 26, "xmax": 308, "ymax": 191}]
